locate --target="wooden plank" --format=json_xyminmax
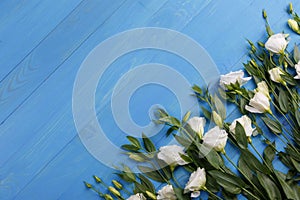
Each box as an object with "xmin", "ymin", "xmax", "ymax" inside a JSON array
[
  {"xmin": 0, "ymin": 0, "xmax": 128, "ymax": 125},
  {"xmin": 0, "ymin": 0, "xmax": 83, "ymax": 80},
  {"xmin": 1, "ymin": 0, "xmax": 299, "ymax": 199}
]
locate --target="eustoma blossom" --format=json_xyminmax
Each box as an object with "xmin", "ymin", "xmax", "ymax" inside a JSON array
[
  {"xmin": 157, "ymin": 185, "xmax": 177, "ymax": 200},
  {"xmin": 219, "ymin": 70, "xmax": 252, "ymax": 89},
  {"xmin": 229, "ymin": 115, "xmax": 255, "ymax": 137},
  {"xmin": 245, "ymin": 92, "xmax": 272, "ymax": 114},
  {"xmin": 202, "ymin": 126, "xmax": 228, "ymax": 153},
  {"xmin": 265, "ymin": 33, "xmax": 288, "ymax": 54},
  {"xmin": 184, "ymin": 167, "xmax": 206, "ymax": 198},
  {"xmin": 187, "ymin": 116, "xmax": 206, "ymax": 138},
  {"xmin": 157, "ymin": 145, "xmax": 188, "ymax": 166}
]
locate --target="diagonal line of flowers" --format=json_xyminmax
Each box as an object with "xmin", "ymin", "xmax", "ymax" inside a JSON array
[{"xmin": 84, "ymin": 4, "xmax": 300, "ymax": 200}]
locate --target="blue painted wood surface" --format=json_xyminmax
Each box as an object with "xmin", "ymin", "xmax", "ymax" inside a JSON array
[{"xmin": 0, "ymin": 0, "xmax": 299, "ymax": 199}]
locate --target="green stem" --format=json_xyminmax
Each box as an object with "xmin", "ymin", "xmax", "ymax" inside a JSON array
[
  {"xmin": 250, "ymin": 142, "xmax": 273, "ymax": 172},
  {"xmin": 171, "ymin": 172, "xmax": 181, "ymax": 188},
  {"xmin": 223, "ymin": 153, "xmax": 266, "ymax": 199},
  {"xmin": 204, "ymin": 187, "xmax": 223, "ymax": 200},
  {"xmin": 242, "ymin": 188, "xmax": 260, "ymax": 200},
  {"xmin": 148, "ymin": 161, "xmax": 171, "ymax": 184}
]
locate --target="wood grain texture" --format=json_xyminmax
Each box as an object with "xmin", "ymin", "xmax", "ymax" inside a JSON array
[{"xmin": 0, "ymin": 0, "xmax": 299, "ymax": 199}]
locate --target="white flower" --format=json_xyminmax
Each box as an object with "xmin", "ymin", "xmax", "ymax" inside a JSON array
[
  {"xmin": 127, "ymin": 193, "xmax": 146, "ymax": 200},
  {"xmin": 157, "ymin": 145, "xmax": 188, "ymax": 166},
  {"xmin": 202, "ymin": 126, "xmax": 228, "ymax": 152},
  {"xmin": 157, "ymin": 185, "xmax": 177, "ymax": 200},
  {"xmin": 254, "ymin": 81, "xmax": 270, "ymax": 99},
  {"xmin": 265, "ymin": 33, "xmax": 288, "ymax": 54},
  {"xmin": 288, "ymin": 19, "xmax": 300, "ymax": 33},
  {"xmin": 294, "ymin": 61, "xmax": 300, "ymax": 79},
  {"xmin": 245, "ymin": 92, "xmax": 271, "ymax": 114},
  {"xmin": 187, "ymin": 117, "xmax": 206, "ymax": 138},
  {"xmin": 219, "ymin": 70, "xmax": 252, "ymax": 89},
  {"xmin": 229, "ymin": 115, "xmax": 255, "ymax": 137},
  {"xmin": 184, "ymin": 167, "xmax": 206, "ymax": 198},
  {"xmin": 268, "ymin": 67, "xmax": 285, "ymax": 84}
]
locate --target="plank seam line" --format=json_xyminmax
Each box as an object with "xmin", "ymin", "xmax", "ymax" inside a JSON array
[{"xmin": 0, "ymin": 0, "xmax": 86, "ymax": 84}]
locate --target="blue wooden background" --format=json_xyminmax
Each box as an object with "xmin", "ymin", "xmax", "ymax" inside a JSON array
[{"xmin": 0, "ymin": 0, "xmax": 299, "ymax": 199}]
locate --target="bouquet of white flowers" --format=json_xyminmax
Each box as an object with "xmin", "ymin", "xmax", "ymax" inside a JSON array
[{"xmin": 84, "ymin": 4, "xmax": 300, "ymax": 200}]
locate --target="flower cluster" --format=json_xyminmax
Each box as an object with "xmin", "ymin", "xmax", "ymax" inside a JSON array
[{"xmin": 84, "ymin": 5, "xmax": 300, "ymax": 200}]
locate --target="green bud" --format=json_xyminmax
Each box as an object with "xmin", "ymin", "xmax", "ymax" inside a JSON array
[
  {"xmin": 262, "ymin": 9, "xmax": 267, "ymax": 19},
  {"xmin": 108, "ymin": 186, "xmax": 121, "ymax": 197},
  {"xmin": 104, "ymin": 194, "xmax": 114, "ymax": 200},
  {"xmin": 289, "ymin": 3, "xmax": 293, "ymax": 14},
  {"xmin": 288, "ymin": 19, "xmax": 300, "ymax": 33},
  {"xmin": 128, "ymin": 153, "xmax": 145, "ymax": 162},
  {"xmin": 212, "ymin": 111, "xmax": 223, "ymax": 128},
  {"xmin": 112, "ymin": 180, "xmax": 123, "ymax": 190},
  {"xmin": 93, "ymin": 175, "xmax": 102, "ymax": 183},
  {"xmin": 146, "ymin": 191, "xmax": 157, "ymax": 200},
  {"xmin": 84, "ymin": 181, "xmax": 92, "ymax": 188}
]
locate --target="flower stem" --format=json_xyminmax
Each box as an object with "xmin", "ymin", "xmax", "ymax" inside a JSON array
[
  {"xmin": 203, "ymin": 187, "xmax": 223, "ymax": 200},
  {"xmin": 223, "ymin": 153, "xmax": 265, "ymax": 199}
]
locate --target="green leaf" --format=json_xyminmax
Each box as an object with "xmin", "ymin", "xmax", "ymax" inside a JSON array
[
  {"xmin": 278, "ymin": 88, "xmax": 289, "ymax": 113},
  {"xmin": 127, "ymin": 136, "xmax": 141, "ymax": 148},
  {"xmin": 256, "ymin": 171, "xmax": 282, "ymax": 200},
  {"xmin": 205, "ymin": 148, "xmax": 224, "ymax": 170},
  {"xmin": 138, "ymin": 174, "xmax": 155, "ymax": 194},
  {"xmin": 182, "ymin": 111, "xmax": 191, "ymax": 123},
  {"xmin": 281, "ymin": 73, "xmax": 297, "ymax": 86},
  {"xmin": 201, "ymin": 106, "xmax": 211, "ymax": 120},
  {"xmin": 235, "ymin": 122, "xmax": 248, "ymax": 149},
  {"xmin": 192, "ymin": 84, "xmax": 202, "ymax": 95},
  {"xmin": 138, "ymin": 166, "xmax": 165, "ymax": 182},
  {"xmin": 241, "ymin": 149, "xmax": 270, "ymax": 174},
  {"xmin": 291, "ymin": 158, "xmax": 300, "ymax": 172},
  {"xmin": 173, "ymin": 134, "xmax": 191, "ymax": 148},
  {"xmin": 206, "ymin": 174, "xmax": 220, "ymax": 193},
  {"xmin": 208, "ymin": 170, "xmax": 245, "ymax": 194},
  {"xmin": 213, "ymin": 95, "xmax": 226, "ymax": 119},
  {"xmin": 121, "ymin": 144, "xmax": 140, "ymax": 152},
  {"xmin": 263, "ymin": 144, "xmax": 276, "ymax": 165},
  {"xmin": 294, "ymin": 45, "xmax": 300, "ymax": 62},
  {"xmin": 274, "ymin": 170, "xmax": 296, "ymax": 200},
  {"xmin": 173, "ymin": 187, "xmax": 190, "ymax": 200},
  {"xmin": 166, "ymin": 126, "xmax": 178, "ymax": 137},
  {"xmin": 142, "ymin": 133, "xmax": 156, "ymax": 153},
  {"xmin": 238, "ymin": 156, "xmax": 253, "ymax": 180},
  {"xmin": 295, "ymin": 110, "xmax": 300, "ymax": 126},
  {"xmin": 261, "ymin": 117, "xmax": 282, "ymax": 134}
]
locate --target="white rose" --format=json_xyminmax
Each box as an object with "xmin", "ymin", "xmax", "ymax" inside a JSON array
[
  {"xmin": 127, "ymin": 193, "xmax": 146, "ymax": 200},
  {"xmin": 157, "ymin": 185, "xmax": 177, "ymax": 200},
  {"xmin": 219, "ymin": 70, "xmax": 252, "ymax": 89},
  {"xmin": 245, "ymin": 92, "xmax": 271, "ymax": 114},
  {"xmin": 157, "ymin": 145, "xmax": 188, "ymax": 166},
  {"xmin": 254, "ymin": 81, "xmax": 270, "ymax": 99},
  {"xmin": 268, "ymin": 67, "xmax": 285, "ymax": 84},
  {"xmin": 294, "ymin": 61, "xmax": 300, "ymax": 79},
  {"xmin": 202, "ymin": 126, "xmax": 228, "ymax": 152},
  {"xmin": 229, "ymin": 115, "xmax": 255, "ymax": 137},
  {"xmin": 187, "ymin": 117, "xmax": 206, "ymax": 138},
  {"xmin": 265, "ymin": 33, "xmax": 288, "ymax": 54},
  {"xmin": 184, "ymin": 167, "xmax": 206, "ymax": 198}
]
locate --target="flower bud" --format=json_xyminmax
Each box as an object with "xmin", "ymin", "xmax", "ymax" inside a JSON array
[
  {"xmin": 262, "ymin": 9, "xmax": 267, "ymax": 19},
  {"xmin": 108, "ymin": 186, "xmax": 121, "ymax": 197},
  {"xmin": 84, "ymin": 181, "xmax": 92, "ymax": 188},
  {"xmin": 128, "ymin": 153, "xmax": 145, "ymax": 162},
  {"xmin": 112, "ymin": 180, "xmax": 123, "ymax": 190},
  {"xmin": 104, "ymin": 194, "xmax": 114, "ymax": 200},
  {"xmin": 289, "ymin": 3, "xmax": 293, "ymax": 14},
  {"xmin": 212, "ymin": 111, "xmax": 223, "ymax": 128},
  {"xmin": 146, "ymin": 191, "xmax": 157, "ymax": 200},
  {"xmin": 93, "ymin": 175, "xmax": 102, "ymax": 183},
  {"xmin": 288, "ymin": 19, "xmax": 300, "ymax": 33}
]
